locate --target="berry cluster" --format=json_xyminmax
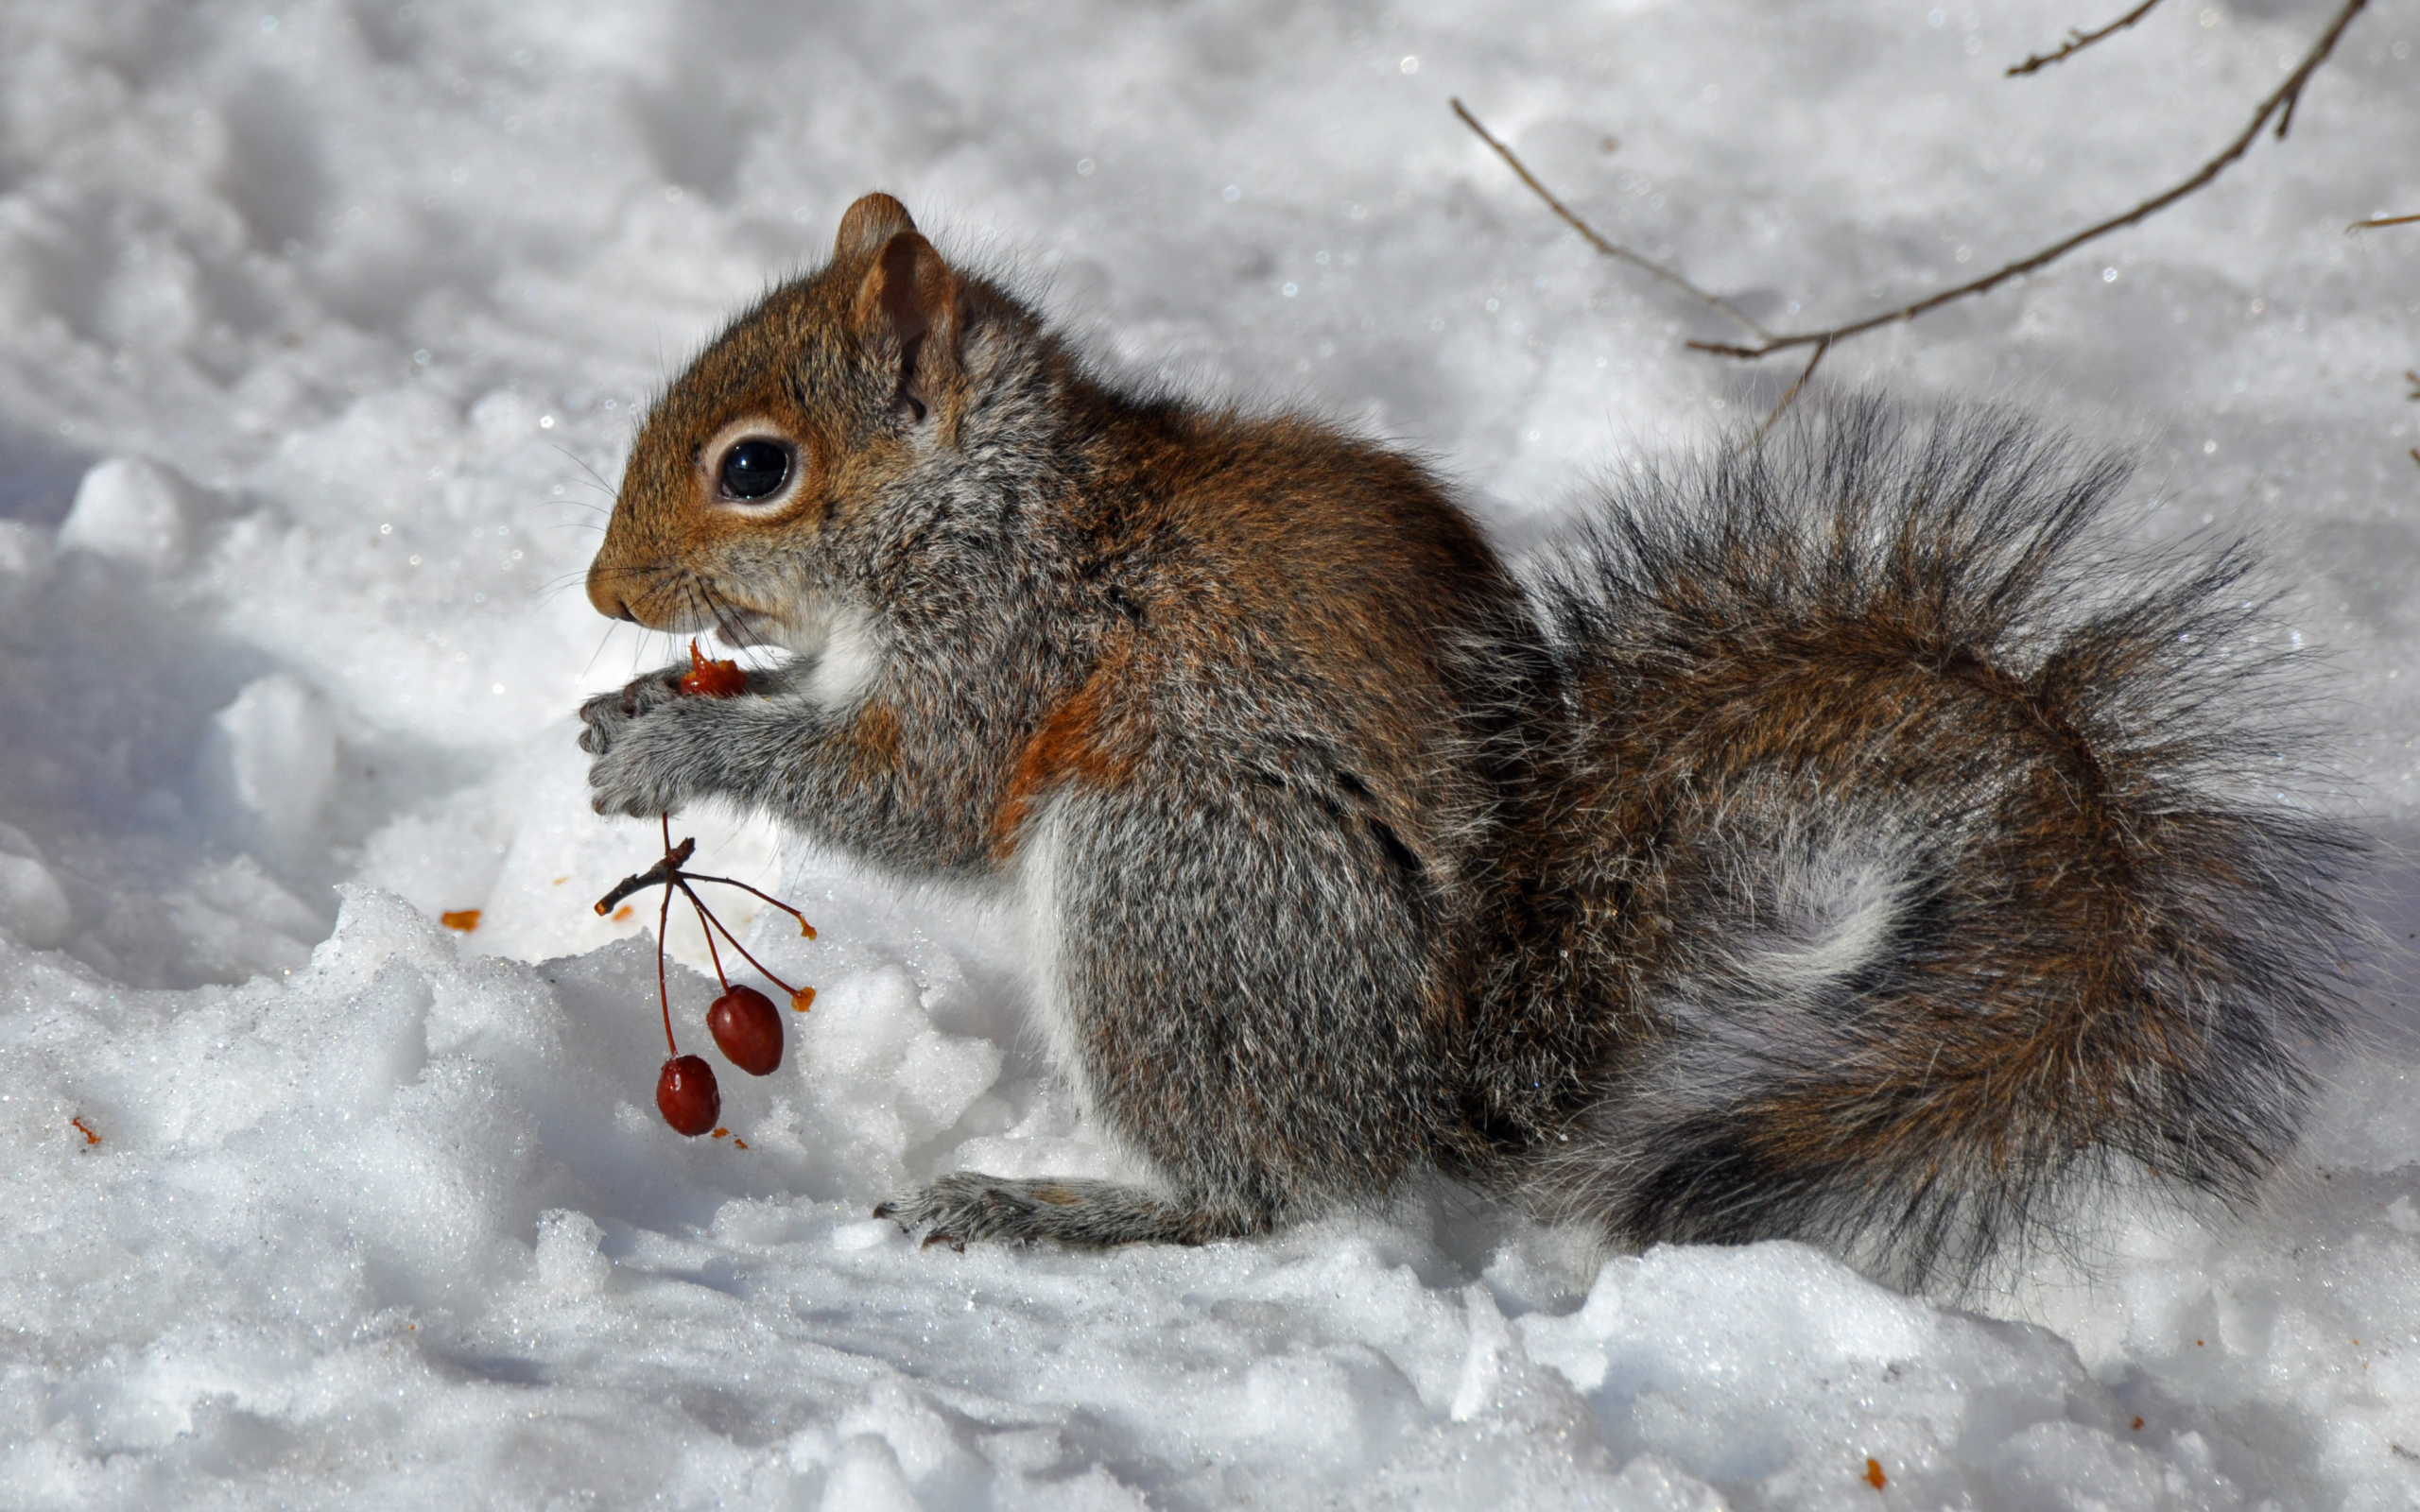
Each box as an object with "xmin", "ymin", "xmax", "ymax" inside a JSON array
[{"xmin": 592, "ymin": 645, "xmax": 817, "ymax": 1136}]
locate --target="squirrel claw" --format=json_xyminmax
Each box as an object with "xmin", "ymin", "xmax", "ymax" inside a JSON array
[{"xmin": 873, "ymin": 1197, "xmax": 966, "ymax": 1252}]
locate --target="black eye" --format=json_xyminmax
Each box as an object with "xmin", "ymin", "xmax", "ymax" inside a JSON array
[{"xmin": 718, "ymin": 439, "xmax": 791, "ymax": 501}]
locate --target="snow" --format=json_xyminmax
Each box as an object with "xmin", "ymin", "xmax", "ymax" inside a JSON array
[
  {"xmin": 58, "ymin": 457, "xmax": 191, "ymax": 571},
  {"xmin": 1, "ymin": 0, "xmax": 2416, "ymax": 1506}
]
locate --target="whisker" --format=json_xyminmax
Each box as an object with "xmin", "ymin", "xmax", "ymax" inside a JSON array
[
  {"xmin": 685, "ymin": 577, "xmax": 724, "ymax": 646},
  {"xmin": 554, "ymin": 443, "xmax": 622, "ymax": 503},
  {"xmin": 580, "ymin": 621, "xmax": 622, "ymax": 680},
  {"xmin": 697, "ymin": 579, "xmax": 757, "ymax": 658}
]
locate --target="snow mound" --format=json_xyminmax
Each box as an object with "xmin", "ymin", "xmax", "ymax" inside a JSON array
[{"xmin": 1, "ymin": 886, "xmax": 2416, "ymax": 1508}]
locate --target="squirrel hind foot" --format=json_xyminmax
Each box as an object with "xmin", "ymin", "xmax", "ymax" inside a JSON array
[{"xmin": 875, "ymin": 1174, "xmax": 1272, "ymax": 1249}]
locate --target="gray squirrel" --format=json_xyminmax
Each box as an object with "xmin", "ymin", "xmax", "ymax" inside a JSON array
[{"xmin": 578, "ymin": 193, "xmax": 2362, "ymax": 1287}]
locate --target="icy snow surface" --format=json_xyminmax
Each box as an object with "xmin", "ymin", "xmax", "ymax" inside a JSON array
[{"xmin": 2, "ymin": 1, "xmax": 2418, "ymax": 1506}]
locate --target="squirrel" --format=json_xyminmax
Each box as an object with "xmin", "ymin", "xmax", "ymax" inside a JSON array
[{"xmin": 579, "ymin": 193, "xmax": 2364, "ymax": 1287}]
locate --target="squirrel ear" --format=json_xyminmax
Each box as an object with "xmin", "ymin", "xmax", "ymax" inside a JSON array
[
  {"xmin": 855, "ymin": 230, "xmax": 959, "ymax": 425},
  {"xmin": 833, "ymin": 193, "xmax": 917, "ymax": 263}
]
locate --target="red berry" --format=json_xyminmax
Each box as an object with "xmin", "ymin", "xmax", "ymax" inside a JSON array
[
  {"xmin": 677, "ymin": 638, "xmax": 748, "ymax": 698},
  {"xmin": 656, "ymin": 1055, "xmax": 720, "ymax": 1135},
  {"xmin": 707, "ymin": 986, "xmax": 783, "ymax": 1076}
]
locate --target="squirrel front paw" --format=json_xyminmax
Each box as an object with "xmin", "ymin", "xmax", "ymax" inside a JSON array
[
  {"xmin": 586, "ymin": 739, "xmax": 681, "ymax": 817},
  {"xmin": 576, "ymin": 664, "xmax": 688, "ymax": 757},
  {"xmin": 579, "ymin": 663, "xmax": 702, "ymax": 816}
]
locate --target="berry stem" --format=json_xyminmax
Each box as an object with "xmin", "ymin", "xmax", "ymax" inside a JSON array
[
  {"xmin": 676, "ymin": 878, "xmax": 803, "ymax": 999},
  {"xmin": 656, "ymin": 858, "xmax": 677, "ymax": 1057},
  {"xmin": 691, "ymin": 889, "xmax": 731, "ymax": 991},
  {"xmin": 678, "ymin": 873, "xmax": 819, "ymax": 938}
]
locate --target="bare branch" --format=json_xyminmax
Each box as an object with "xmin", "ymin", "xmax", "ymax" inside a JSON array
[
  {"xmin": 1745, "ymin": 338, "xmax": 1831, "ymax": 448},
  {"xmin": 2007, "ymin": 0, "xmax": 2165, "ymax": 77},
  {"xmin": 1451, "ymin": 97, "xmax": 1771, "ymax": 340},
  {"xmin": 1690, "ymin": 0, "xmax": 2370, "ymax": 363},
  {"xmin": 2350, "ymin": 212, "xmax": 2420, "ymax": 232},
  {"xmin": 595, "ymin": 835, "xmax": 696, "ymax": 916}
]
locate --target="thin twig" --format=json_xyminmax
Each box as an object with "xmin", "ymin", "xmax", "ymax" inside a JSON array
[
  {"xmin": 1745, "ymin": 337, "xmax": 1831, "ymax": 448},
  {"xmin": 1688, "ymin": 0, "xmax": 2371, "ymax": 363},
  {"xmin": 2007, "ymin": 0, "xmax": 2165, "ymax": 77},
  {"xmin": 594, "ymin": 835, "xmax": 697, "ymax": 916},
  {"xmin": 2350, "ymin": 212, "xmax": 2420, "ymax": 231},
  {"xmin": 1451, "ymin": 98, "xmax": 1771, "ymax": 341}
]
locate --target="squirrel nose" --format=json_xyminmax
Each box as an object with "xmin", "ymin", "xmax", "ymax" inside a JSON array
[{"xmin": 586, "ymin": 570, "xmax": 639, "ymax": 623}]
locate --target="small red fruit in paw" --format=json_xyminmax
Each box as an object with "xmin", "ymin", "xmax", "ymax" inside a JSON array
[
  {"xmin": 677, "ymin": 638, "xmax": 748, "ymax": 698},
  {"xmin": 707, "ymin": 986, "xmax": 783, "ymax": 1075},
  {"xmin": 656, "ymin": 1055, "xmax": 720, "ymax": 1135}
]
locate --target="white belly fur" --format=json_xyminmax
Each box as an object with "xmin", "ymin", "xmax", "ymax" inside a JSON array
[
  {"xmin": 773, "ymin": 594, "xmax": 885, "ymax": 711},
  {"xmin": 1016, "ymin": 796, "xmax": 1098, "ymax": 1123}
]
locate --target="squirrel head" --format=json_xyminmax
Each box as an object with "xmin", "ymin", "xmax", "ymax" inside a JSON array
[{"xmin": 586, "ymin": 193, "xmax": 979, "ymax": 644}]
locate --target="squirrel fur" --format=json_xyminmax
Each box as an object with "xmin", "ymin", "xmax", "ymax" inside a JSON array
[{"xmin": 579, "ymin": 193, "xmax": 2363, "ymax": 1287}]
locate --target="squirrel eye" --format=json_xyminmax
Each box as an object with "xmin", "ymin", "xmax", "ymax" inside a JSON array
[{"xmin": 717, "ymin": 439, "xmax": 792, "ymax": 501}]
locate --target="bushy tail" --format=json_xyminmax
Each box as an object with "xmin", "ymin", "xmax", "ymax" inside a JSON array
[{"xmin": 1516, "ymin": 398, "xmax": 2366, "ymax": 1289}]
